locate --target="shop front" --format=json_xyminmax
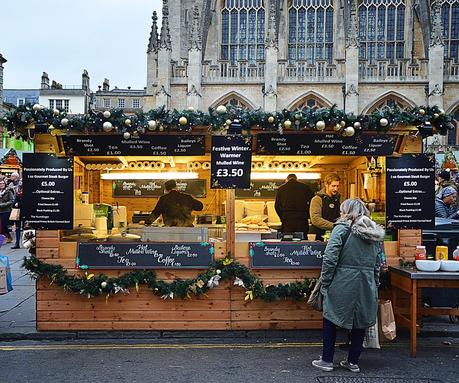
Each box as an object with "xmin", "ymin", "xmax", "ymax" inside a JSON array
[{"xmin": 5, "ymin": 105, "xmax": 447, "ymax": 332}]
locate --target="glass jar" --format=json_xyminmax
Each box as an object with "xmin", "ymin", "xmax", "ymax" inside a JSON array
[
  {"xmin": 452, "ymin": 246, "xmax": 459, "ymax": 261},
  {"xmin": 415, "ymin": 245, "xmax": 427, "ymax": 260},
  {"xmin": 435, "ymin": 246, "xmax": 449, "ymax": 261}
]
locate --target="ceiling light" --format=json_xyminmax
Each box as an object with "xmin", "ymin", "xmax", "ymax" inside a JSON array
[
  {"xmin": 100, "ymin": 172, "xmax": 199, "ymax": 180},
  {"xmin": 251, "ymin": 172, "xmax": 321, "ymax": 180}
]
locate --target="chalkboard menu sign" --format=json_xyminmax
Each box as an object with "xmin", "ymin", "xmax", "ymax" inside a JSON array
[
  {"xmin": 113, "ymin": 179, "xmax": 206, "ymax": 198},
  {"xmin": 249, "ymin": 241, "xmax": 326, "ymax": 268},
  {"xmin": 211, "ymin": 135, "xmax": 252, "ymax": 189},
  {"xmin": 386, "ymin": 154, "xmax": 435, "ymax": 229},
  {"xmin": 236, "ymin": 180, "xmax": 320, "ymax": 198},
  {"xmin": 76, "ymin": 242, "xmax": 214, "ymax": 269},
  {"xmin": 22, "ymin": 153, "xmax": 73, "ymax": 230},
  {"xmin": 62, "ymin": 135, "xmax": 205, "ymax": 156},
  {"xmin": 256, "ymin": 133, "xmax": 397, "ymax": 156}
]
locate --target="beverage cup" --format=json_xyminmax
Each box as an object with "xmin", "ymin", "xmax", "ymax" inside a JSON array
[{"xmin": 307, "ymin": 234, "xmax": 316, "ymax": 241}]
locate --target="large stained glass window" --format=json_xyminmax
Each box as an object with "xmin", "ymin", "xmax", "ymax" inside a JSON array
[
  {"xmin": 358, "ymin": 0, "xmax": 405, "ymax": 63},
  {"xmin": 287, "ymin": 0, "xmax": 334, "ymax": 64},
  {"xmin": 221, "ymin": 0, "xmax": 265, "ymax": 64},
  {"xmin": 441, "ymin": 0, "xmax": 459, "ymax": 62}
]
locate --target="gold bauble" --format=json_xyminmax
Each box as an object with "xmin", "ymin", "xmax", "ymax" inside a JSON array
[
  {"xmin": 268, "ymin": 116, "xmax": 275, "ymax": 124},
  {"xmin": 179, "ymin": 116, "xmax": 188, "ymax": 125},
  {"xmin": 284, "ymin": 120, "xmax": 292, "ymax": 129},
  {"xmin": 419, "ymin": 109, "xmax": 426, "ymax": 116}
]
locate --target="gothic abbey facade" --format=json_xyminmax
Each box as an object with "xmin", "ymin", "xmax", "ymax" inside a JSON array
[{"xmin": 145, "ymin": 0, "xmax": 459, "ymax": 143}]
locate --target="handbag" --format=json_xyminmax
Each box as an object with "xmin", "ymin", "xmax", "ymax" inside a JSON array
[
  {"xmin": 307, "ymin": 228, "xmax": 352, "ymax": 312},
  {"xmin": 307, "ymin": 278, "xmax": 323, "ymax": 311},
  {"xmin": 9, "ymin": 208, "xmax": 20, "ymax": 221}
]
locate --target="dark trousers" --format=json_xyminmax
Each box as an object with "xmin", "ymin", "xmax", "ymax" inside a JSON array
[
  {"xmin": 322, "ymin": 317, "xmax": 366, "ymax": 364},
  {"xmin": 13, "ymin": 220, "xmax": 21, "ymax": 246},
  {"xmin": 0, "ymin": 211, "xmax": 11, "ymax": 237}
]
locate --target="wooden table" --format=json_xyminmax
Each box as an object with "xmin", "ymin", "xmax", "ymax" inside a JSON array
[{"xmin": 389, "ymin": 266, "xmax": 459, "ymax": 357}]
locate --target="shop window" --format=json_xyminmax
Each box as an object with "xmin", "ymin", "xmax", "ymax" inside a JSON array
[
  {"xmin": 358, "ymin": 0, "xmax": 406, "ymax": 63},
  {"xmin": 49, "ymin": 99, "xmax": 54, "ymax": 109},
  {"xmin": 118, "ymin": 98, "xmax": 125, "ymax": 108},
  {"xmin": 287, "ymin": 0, "xmax": 334, "ymax": 64},
  {"xmin": 132, "ymin": 98, "xmax": 141, "ymax": 109},
  {"xmin": 56, "ymin": 99, "xmax": 63, "ymax": 110},
  {"xmin": 64, "ymin": 99, "xmax": 70, "ymax": 113},
  {"xmin": 103, "ymin": 98, "xmax": 111, "ymax": 108},
  {"xmin": 221, "ymin": 0, "xmax": 265, "ymax": 65}
]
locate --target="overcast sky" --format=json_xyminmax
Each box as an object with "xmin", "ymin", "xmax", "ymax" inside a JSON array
[{"xmin": 1, "ymin": 0, "xmax": 162, "ymax": 90}]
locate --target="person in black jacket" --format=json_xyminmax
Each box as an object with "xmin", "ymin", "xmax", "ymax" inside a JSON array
[
  {"xmin": 11, "ymin": 180, "xmax": 23, "ymax": 249},
  {"xmin": 148, "ymin": 180, "xmax": 204, "ymax": 227},
  {"xmin": 275, "ymin": 174, "xmax": 314, "ymax": 237}
]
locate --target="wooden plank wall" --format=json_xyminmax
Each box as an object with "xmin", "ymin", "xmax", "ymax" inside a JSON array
[{"xmin": 37, "ymin": 240, "xmax": 321, "ymax": 331}]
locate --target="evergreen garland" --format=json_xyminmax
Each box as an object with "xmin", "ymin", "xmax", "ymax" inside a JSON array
[
  {"xmin": 1, "ymin": 103, "xmax": 453, "ymax": 140},
  {"xmin": 22, "ymin": 256, "xmax": 315, "ymax": 302}
]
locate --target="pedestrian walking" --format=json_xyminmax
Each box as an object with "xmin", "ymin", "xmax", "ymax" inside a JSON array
[
  {"xmin": 0, "ymin": 179, "xmax": 15, "ymax": 243},
  {"xmin": 312, "ymin": 198, "xmax": 385, "ymax": 373},
  {"xmin": 10, "ymin": 180, "xmax": 23, "ymax": 249}
]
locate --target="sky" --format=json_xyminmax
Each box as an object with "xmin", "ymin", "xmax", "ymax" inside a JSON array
[{"xmin": 1, "ymin": 0, "xmax": 163, "ymax": 90}]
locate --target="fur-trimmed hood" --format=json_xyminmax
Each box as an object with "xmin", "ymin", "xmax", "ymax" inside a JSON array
[{"xmin": 350, "ymin": 216, "xmax": 385, "ymax": 242}]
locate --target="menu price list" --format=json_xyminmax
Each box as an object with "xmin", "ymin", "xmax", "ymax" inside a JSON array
[
  {"xmin": 62, "ymin": 135, "xmax": 206, "ymax": 156},
  {"xmin": 22, "ymin": 154, "xmax": 74, "ymax": 230},
  {"xmin": 386, "ymin": 154, "xmax": 435, "ymax": 229},
  {"xmin": 211, "ymin": 135, "xmax": 253, "ymax": 189},
  {"xmin": 256, "ymin": 133, "xmax": 397, "ymax": 156},
  {"xmin": 76, "ymin": 242, "xmax": 214, "ymax": 269}
]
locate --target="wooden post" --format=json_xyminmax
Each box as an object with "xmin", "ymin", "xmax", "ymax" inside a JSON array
[{"xmin": 225, "ymin": 189, "xmax": 235, "ymax": 258}]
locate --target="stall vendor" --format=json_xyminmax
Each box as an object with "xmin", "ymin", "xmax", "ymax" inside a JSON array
[
  {"xmin": 275, "ymin": 174, "xmax": 314, "ymax": 237},
  {"xmin": 435, "ymin": 186, "xmax": 459, "ymax": 219},
  {"xmin": 147, "ymin": 179, "xmax": 204, "ymax": 227},
  {"xmin": 309, "ymin": 173, "xmax": 341, "ymax": 241}
]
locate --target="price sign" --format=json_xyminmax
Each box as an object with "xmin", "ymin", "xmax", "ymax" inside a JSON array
[
  {"xmin": 62, "ymin": 135, "xmax": 205, "ymax": 156},
  {"xmin": 256, "ymin": 133, "xmax": 397, "ymax": 156},
  {"xmin": 211, "ymin": 135, "xmax": 252, "ymax": 189},
  {"xmin": 22, "ymin": 154, "xmax": 73, "ymax": 230},
  {"xmin": 386, "ymin": 154, "xmax": 435, "ymax": 229}
]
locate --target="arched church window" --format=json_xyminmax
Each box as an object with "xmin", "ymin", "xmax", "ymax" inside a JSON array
[
  {"xmin": 221, "ymin": 0, "xmax": 265, "ymax": 65},
  {"xmin": 367, "ymin": 96, "xmax": 411, "ymax": 113},
  {"xmin": 215, "ymin": 96, "xmax": 253, "ymax": 110},
  {"xmin": 440, "ymin": 0, "xmax": 459, "ymax": 63},
  {"xmin": 358, "ymin": 0, "xmax": 405, "ymax": 64},
  {"xmin": 290, "ymin": 95, "xmax": 330, "ymax": 110},
  {"xmin": 287, "ymin": 0, "xmax": 334, "ymax": 64}
]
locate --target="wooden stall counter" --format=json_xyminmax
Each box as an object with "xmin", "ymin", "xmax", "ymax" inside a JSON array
[{"xmin": 389, "ymin": 266, "xmax": 459, "ymax": 357}]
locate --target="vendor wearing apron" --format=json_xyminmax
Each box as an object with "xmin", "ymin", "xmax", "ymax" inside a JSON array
[{"xmin": 309, "ymin": 173, "xmax": 341, "ymax": 241}]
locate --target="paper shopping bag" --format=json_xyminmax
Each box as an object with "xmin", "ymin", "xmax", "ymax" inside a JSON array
[
  {"xmin": 379, "ymin": 299, "xmax": 396, "ymax": 340},
  {"xmin": 0, "ymin": 254, "xmax": 13, "ymax": 295}
]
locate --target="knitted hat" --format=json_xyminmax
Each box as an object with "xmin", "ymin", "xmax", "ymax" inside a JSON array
[
  {"xmin": 439, "ymin": 168, "xmax": 451, "ymax": 181},
  {"xmin": 441, "ymin": 186, "xmax": 457, "ymax": 199}
]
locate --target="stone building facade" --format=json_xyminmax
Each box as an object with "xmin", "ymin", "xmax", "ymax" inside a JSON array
[
  {"xmin": 145, "ymin": 0, "xmax": 459, "ymax": 144},
  {"xmin": 93, "ymin": 79, "xmax": 145, "ymax": 113}
]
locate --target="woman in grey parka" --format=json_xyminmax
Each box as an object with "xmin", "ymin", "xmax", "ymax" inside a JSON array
[{"xmin": 312, "ymin": 198, "xmax": 385, "ymax": 373}]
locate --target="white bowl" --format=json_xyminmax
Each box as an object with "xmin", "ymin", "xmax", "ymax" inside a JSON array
[
  {"xmin": 440, "ymin": 260, "xmax": 459, "ymax": 272},
  {"xmin": 415, "ymin": 260, "xmax": 441, "ymax": 272}
]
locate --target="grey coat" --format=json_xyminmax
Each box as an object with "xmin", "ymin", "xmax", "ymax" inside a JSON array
[
  {"xmin": 320, "ymin": 217, "xmax": 385, "ymax": 330},
  {"xmin": 0, "ymin": 188, "xmax": 14, "ymax": 213}
]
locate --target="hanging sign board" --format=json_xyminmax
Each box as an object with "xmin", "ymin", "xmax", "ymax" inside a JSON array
[
  {"xmin": 62, "ymin": 135, "xmax": 205, "ymax": 156},
  {"xmin": 76, "ymin": 242, "xmax": 214, "ymax": 269},
  {"xmin": 256, "ymin": 133, "xmax": 397, "ymax": 156},
  {"xmin": 250, "ymin": 241, "xmax": 326, "ymax": 269},
  {"xmin": 22, "ymin": 153, "xmax": 73, "ymax": 229},
  {"xmin": 211, "ymin": 135, "xmax": 252, "ymax": 189},
  {"xmin": 113, "ymin": 179, "xmax": 206, "ymax": 198},
  {"xmin": 386, "ymin": 154, "xmax": 435, "ymax": 229}
]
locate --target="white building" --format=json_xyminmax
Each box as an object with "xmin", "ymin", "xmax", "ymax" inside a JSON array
[
  {"xmin": 39, "ymin": 70, "xmax": 91, "ymax": 114},
  {"xmin": 145, "ymin": 0, "xmax": 459, "ymax": 144}
]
